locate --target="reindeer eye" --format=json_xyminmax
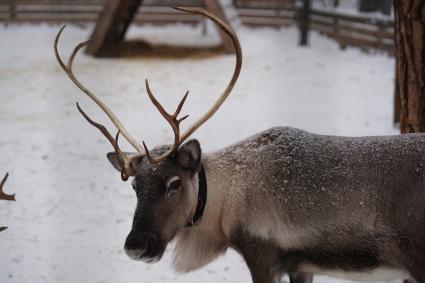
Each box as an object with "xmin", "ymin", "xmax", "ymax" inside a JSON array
[{"xmin": 166, "ymin": 176, "xmax": 181, "ymax": 191}]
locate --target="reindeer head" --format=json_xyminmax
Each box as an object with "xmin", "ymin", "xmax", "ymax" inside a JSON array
[
  {"xmin": 54, "ymin": 7, "xmax": 241, "ymax": 262},
  {"xmin": 107, "ymin": 140, "xmax": 202, "ymax": 262}
]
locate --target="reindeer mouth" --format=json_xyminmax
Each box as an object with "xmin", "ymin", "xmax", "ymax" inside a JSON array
[
  {"xmin": 138, "ymin": 243, "xmax": 166, "ymax": 263},
  {"xmin": 124, "ymin": 232, "xmax": 166, "ymax": 263},
  {"xmin": 141, "ymin": 253, "xmax": 163, "ymax": 263}
]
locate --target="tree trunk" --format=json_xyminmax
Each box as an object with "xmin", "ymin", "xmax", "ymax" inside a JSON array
[
  {"xmin": 394, "ymin": 0, "xmax": 425, "ymax": 133},
  {"xmin": 86, "ymin": 0, "xmax": 142, "ymax": 56},
  {"xmin": 203, "ymin": 0, "xmax": 235, "ymax": 54}
]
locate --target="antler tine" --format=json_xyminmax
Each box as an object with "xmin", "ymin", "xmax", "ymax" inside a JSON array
[
  {"xmin": 54, "ymin": 26, "xmax": 144, "ymax": 154},
  {"xmin": 173, "ymin": 7, "xmax": 242, "ymax": 144},
  {"xmin": 77, "ymin": 103, "xmax": 139, "ymax": 180},
  {"xmin": 0, "ymin": 173, "xmax": 14, "ymax": 231},
  {"xmin": 113, "ymin": 131, "xmax": 127, "ymax": 178},
  {"xmin": 67, "ymin": 40, "xmax": 91, "ymax": 70},
  {"xmin": 76, "ymin": 102, "xmax": 116, "ymax": 146},
  {"xmin": 114, "ymin": 131, "xmax": 141, "ymax": 181},
  {"xmin": 0, "ymin": 173, "xmax": 15, "ymax": 202},
  {"xmin": 143, "ymin": 80, "xmax": 189, "ymax": 163},
  {"xmin": 175, "ymin": 91, "xmax": 189, "ymax": 119}
]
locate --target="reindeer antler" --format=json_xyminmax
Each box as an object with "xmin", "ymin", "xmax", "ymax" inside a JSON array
[
  {"xmin": 1, "ymin": 173, "xmax": 15, "ymax": 232},
  {"xmin": 141, "ymin": 7, "xmax": 242, "ymax": 163},
  {"xmin": 0, "ymin": 173, "xmax": 15, "ymax": 201},
  {"xmin": 172, "ymin": 7, "xmax": 242, "ymax": 144},
  {"xmin": 75, "ymin": 103, "xmax": 137, "ymax": 181},
  {"xmin": 55, "ymin": 27, "xmax": 145, "ymax": 180},
  {"xmin": 54, "ymin": 7, "xmax": 242, "ymax": 174},
  {"xmin": 142, "ymin": 80, "xmax": 189, "ymax": 163}
]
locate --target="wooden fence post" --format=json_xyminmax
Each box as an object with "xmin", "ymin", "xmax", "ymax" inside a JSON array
[
  {"xmin": 10, "ymin": 0, "xmax": 16, "ymax": 20},
  {"xmin": 298, "ymin": 0, "xmax": 311, "ymax": 46}
]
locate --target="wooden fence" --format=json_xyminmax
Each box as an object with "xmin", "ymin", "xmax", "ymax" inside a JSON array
[
  {"xmin": 234, "ymin": 0, "xmax": 296, "ymax": 27},
  {"xmin": 311, "ymin": 9, "xmax": 394, "ymax": 53},
  {"xmin": 0, "ymin": 0, "xmax": 395, "ymax": 53},
  {"xmin": 233, "ymin": 0, "xmax": 394, "ymax": 53},
  {"xmin": 0, "ymin": 0, "xmax": 203, "ymax": 25}
]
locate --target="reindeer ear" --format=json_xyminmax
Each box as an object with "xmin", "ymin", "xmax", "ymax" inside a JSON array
[
  {"xmin": 107, "ymin": 152, "xmax": 122, "ymax": 171},
  {"xmin": 106, "ymin": 152, "xmax": 142, "ymax": 173},
  {"xmin": 177, "ymin": 140, "xmax": 202, "ymax": 170}
]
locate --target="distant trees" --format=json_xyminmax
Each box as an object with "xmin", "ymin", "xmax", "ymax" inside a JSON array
[{"xmin": 394, "ymin": 0, "xmax": 425, "ymax": 133}]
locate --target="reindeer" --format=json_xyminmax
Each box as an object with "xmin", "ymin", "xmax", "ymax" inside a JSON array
[
  {"xmin": 54, "ymin": 7, "xmax": 425, "ymax": 283},
  {"xmin": 1, "ymin": 173, "xmax": 15, "ymax": 232}
]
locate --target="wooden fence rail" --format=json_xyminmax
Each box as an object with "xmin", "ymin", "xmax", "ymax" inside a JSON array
[
  {"xmin": 233, "ymin": 0, "xmax": 395, "ymax": 54},
  {"xmin": 0, "ymin": 0, "xmax": 203, "ymax": 25},
  {"xmin": 311, "ymin": 9, "xmax": 394, "ymax": 53},
  {"xmin": 234, "ymin": 0, "xmax": 296, "ymax": 27}
]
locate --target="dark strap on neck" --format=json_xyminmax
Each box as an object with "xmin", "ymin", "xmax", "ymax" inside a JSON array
[{"xmin": 186, "ymin": 164, "xmax": 207, "ymax": 227}]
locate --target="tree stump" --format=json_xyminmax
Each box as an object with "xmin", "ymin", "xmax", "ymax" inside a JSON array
[{"xmin": 86, "ymin": 0, "xmax": 235, "ymax": 57}]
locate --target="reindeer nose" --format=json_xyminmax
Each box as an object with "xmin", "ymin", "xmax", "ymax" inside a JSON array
[
  {"xmin": 124, "ymin": 230, "xmax": 166, "ymax": 262},
  {"xmin": 124, "ymin": 231, "xmax": 148, "ymax": 260}
]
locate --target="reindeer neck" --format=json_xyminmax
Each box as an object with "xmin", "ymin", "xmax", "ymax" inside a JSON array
[
  {"xmin": 197, "ymin": 153, "xmax": 240, "ymax": 238},
  {"xmin": 171, "ymin": 152, "xmax": 241, "ymax": 272}
]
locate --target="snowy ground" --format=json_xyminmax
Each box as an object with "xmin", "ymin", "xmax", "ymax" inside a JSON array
[{"xmin": 0, "ymin": 21, "xmax": 396, "ymax": 283}]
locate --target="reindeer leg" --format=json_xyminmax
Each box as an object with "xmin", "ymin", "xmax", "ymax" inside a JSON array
[
  {"xmin": 401, "ymin": 254, "xmax": 425, "ymax": 283},
  {"xmin": 289, "ymin": 272, "xmax": 313, "ymax": 283},
  {"xmin": 408, "ymin": 267, "xmax": 425, "ymax": 283},
  {"xmin": 399, "ymin": 243, "xmax": 425, "ymax": 283},
  {"xmin": 232, "ymin": 232, "xmax": 284, "ymax": 283},
  {"xmin": 240, "ymin": 246, "xmax": 282, "ymax": 283}
]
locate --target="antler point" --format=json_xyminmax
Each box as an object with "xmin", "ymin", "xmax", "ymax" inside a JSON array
[{"xmin": 178, "ymin": 115, "xmax": 189, "ymax": 123}]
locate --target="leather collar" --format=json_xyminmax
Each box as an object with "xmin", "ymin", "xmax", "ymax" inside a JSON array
[{"xmin": 186, "ymin": 164, "xmax": 207, "ymax": 227}]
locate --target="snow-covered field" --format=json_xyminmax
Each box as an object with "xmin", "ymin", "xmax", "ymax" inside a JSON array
[{"xmin": 0, "ymin": 21, "xmax": 396, "ymax": 283}]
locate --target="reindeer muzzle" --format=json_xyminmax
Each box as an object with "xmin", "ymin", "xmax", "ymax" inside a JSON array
[{"xmin": 124, "ymin": 231, "xmax": 166, "ymax": 263}]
